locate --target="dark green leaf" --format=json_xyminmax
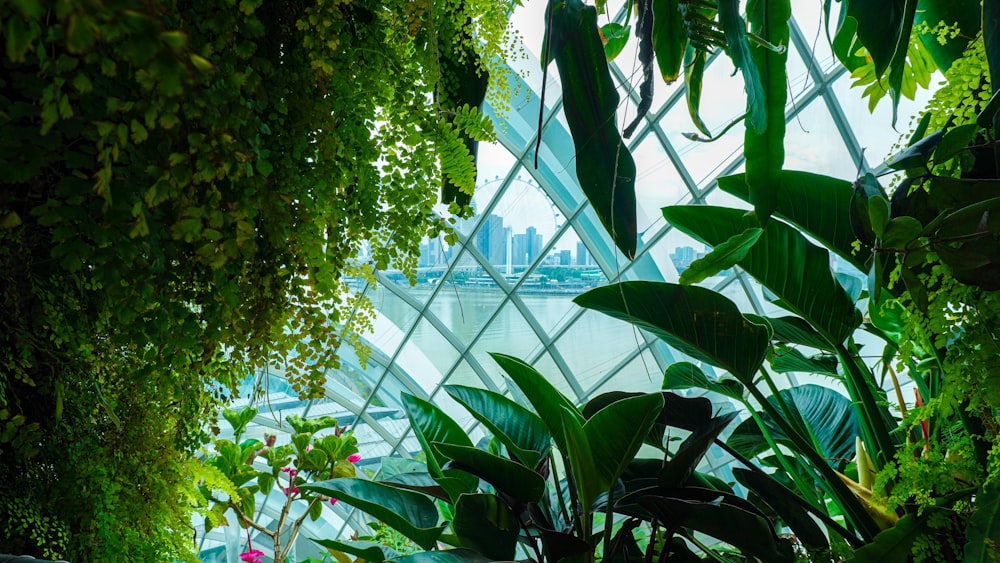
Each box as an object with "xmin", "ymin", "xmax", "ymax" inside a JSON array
[
  {"xmin": 547, "ymin": 0, "xmax": 637, "ymax": 258},
  {"xmin": 727, "ymin": 384, "xmax": 860, "ymax": 464},
  {"xmin": 310, "ymin": 539, "xmax": 399, "ymax": 563},
  {"xmin": 881, "ymin": 216, "xmax": 922, "ymax": 250},
  {"xmin": 683, "ymin": 45, "xmax": 711, "ymax": 137},
  {"xmin": 964, "ymin": 481, "xmax": 1000, "ymax": 563},
  {"xmin": 575, "ymin": 281, "xmax": 769, "ymax": 383},
  {"xmin": 662, "ymin": 362, "xmax": 744, "ymax": 401},
  {"xmin": 914, "ymin": 0, "xmax": 980, "ymax": 71},
  {"xmin": 489, "ymin": 352, "xmax": 583, "ymax": 454},
  {"xmin": 651, "ymin": 0, "xmax": 685, "ymax": 82},
  {"xmin": 883, "ymin": 130, "xmax": 942, "ymax": 170},
  {"xmin": 664, "ymin": 205, "xmax": 861, "ymax": 344},
  {"xmin": 718, "ymin": 170, "xmax": 868, "ymax": 272},
  {"xmin": 732, "ymin": 468, "xmax": 829, "ymax": 551},
  {"xmin": 845, "ymin": 514, "xmax": 924, "ymax": 563},
  {"xmin": 301, "ymin": 479, "xmax": 444, "ymax": 550},
  {"xmin": 719, "ymin": 0, "xmax": 765, "ymax": 134},
  {"xmin": 435, "ymin": 442, "xmax": 545, "ymax": 503},
  {"xmin": 771, "ymin": 347, "xmax": 839, "ymax": 377},
  {"xmin": 445, "ymin": 384, "xmax": 550, "ymax": 469},
  {"xmin": 933, "ymin": 123, "xmax": 979, "ymax": 165},
  {"xmin": 393, "ymin": 549, "xmax": 494, "ymax": 563},
  {"xmin": 659, "ymin": 413, "xmax": 736, "ymax": 488},
  {"xmin": 745, "ymin": 315, "xmax": 834, "ymax": 352},
  {"xmin": 582, "ymin": 393, "xmax": 663, "ymax": 502},
  {"xmin": 401, "ymin": 393, "xmax": 477, "ymax": 502},
  {"xmin": 679, "ymin": 228, "xmax": 762, "ymax": 285},
  {"xmin": 452, "ymin": 493, "xmax": 519, "ymax": 560},
  {"xmin": 743, "ymin": 0, "xmax": 789, "ymax": 222},
  {"xmin": 309, "ymin": 538, "xmax": 399, "ymax": 563}
]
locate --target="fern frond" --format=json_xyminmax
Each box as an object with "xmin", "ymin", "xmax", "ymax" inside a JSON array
[
  {"xmin": 450, "ymin": 103, "xmax": 496, "ymax": 143},
  {"xmin": 437, "ymin": 119, "xmax": 478, "ymax": 198}
]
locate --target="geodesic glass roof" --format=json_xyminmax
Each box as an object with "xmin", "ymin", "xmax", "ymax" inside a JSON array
[{"xmin": 197, "ymin": 4, "xmax": 936, "ymax": 561}]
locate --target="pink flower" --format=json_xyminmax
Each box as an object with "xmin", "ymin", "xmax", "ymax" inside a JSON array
[
  {"xmin": 240, "ymin": 549, "xmax": 264, "ymax": 563},
  {"xmin": 284, "ymin": 486, "xmax": 298, "ymax": 496},
  {"xmin": 347, "ymin": 453, "xmax": 361, "ymax": 463},
  {"xmin": 281, "ymin": 466, "xmax": 291, "ymax": 473},
  {"xmin": 306, "ymin": 445, "xmax": 312, "ymax": 452},
  {"xmin": 330, "ymin": 497, "xmax": 338, "ymax": 506}
]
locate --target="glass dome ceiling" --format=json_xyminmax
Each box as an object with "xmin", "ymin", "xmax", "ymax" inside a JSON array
[{"xmin": 197, "ymin": 3, "xmax": 936, "ymax": 560}]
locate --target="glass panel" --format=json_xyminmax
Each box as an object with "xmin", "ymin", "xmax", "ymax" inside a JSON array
[
  {"xmin": 631, "ymin": 131, "xmax": 690, "ymax": 234},
  {"xmin": 554, "ymin": 308, "xmax": 649, "ymax": 393},
  {"xmin": 405, "ymin": 317, "xmax": 462, "ymax": 387},
  {"xmin": 783, "ymin": 96, "xmax": 859, "ymax": 178},
  {"xmin": 587, "ymin": 349, "xmax": 664, "ymax": 397},
  {"xmin": 426, "ymin": 272, "xmax": 506, "ymax": 347},
  {"xmin": 471, "ymin": 300, "xmax": 546, "ymax": 383}
]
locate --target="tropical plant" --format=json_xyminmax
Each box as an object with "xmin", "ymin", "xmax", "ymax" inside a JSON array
[
  {"xmin": 195, "ymin": 406, "xmax": 362, "ymax": 563},
  {"xmin": 302, "ymin": 352, "xmax": 799, "ymax": 562},
  {"xmin": 542, "ymin": 0, "xmax": 1000, "ymax": 560}
]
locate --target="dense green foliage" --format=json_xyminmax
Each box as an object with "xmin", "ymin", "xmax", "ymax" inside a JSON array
[{"xmin": 0, "ymin": 0, "xmax": 508, "ymax": 558}]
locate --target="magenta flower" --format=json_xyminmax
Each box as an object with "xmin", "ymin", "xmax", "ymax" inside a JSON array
[
  {"xmin": 330, "ymin": 496, "xmax": 338, "ymax": 505},
  {"xmin": 239, "ymin": 549, "xmax": 264, "ymax": 563},
  {"xmin": 284, "ymin": 486, "xmax": 299, "ymax": 496},
  {"xmin": 347, "ymin": 453, "xmax": 361, "ymax": 463}
]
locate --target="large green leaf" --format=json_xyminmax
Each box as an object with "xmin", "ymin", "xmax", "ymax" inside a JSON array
[
  {"xmin": 845, "ymin": 514, "xmax": 924, "ymax": 563},
  {"xmin": 718, "ymin": 170, "xmax": 867, "ymax": 272},
  {"xmin": 651, "ymin": 0, "xmax": 686, "ymax": 83},
  {"xmin": 841, "ymin": 0, "xmax": 908, "ymax": 78},
  {"xmin": 444, "ymin": 384, "xmax": 550, "ymax": 469},
  {"xmin": 452, "ymin": 493, "xmax": 519, "ymax": 560},
  {"xmin": 745, "ymin": 314, "xmax": 835, "ymax": 352},
  {"xmin": 743, "ymin": 0, "xmax": 789, "ymax": 222},
  {"xmin": 659, "ymin": 413, "xmax": 737, "ymax": 488},
  {"xmin": 679, "ymin": 228, "xmax": 762, "ymax": 285},
  {"xmin": 638, "ymin": 496, "xmax": 792, "ymax": 561},
  {"xmin": 435, "ymin": 442, "xmax": 545, "ymax": 504},
  {"xmin": 401, "ymin": 393, "xmax": 478, "ymax": 502},
  {"xmin": 583, "ymin": 390, "xmax": 717, "ymax": 443},
  {"xmin": 546, "ymin": 0, "xmax": 637, "ymax": 258},
  {"xmin": 393, "ymin": 550, "xmax": 494, "ymax": 563},
  {"xmin": 770, "ymin": 347, "xmax": 839, "ymax": 377},
  {"xmin": 726, "ymin": 384, "xmax": 860, "ymax": 464},
  {"xmin": 732, "ymin": 468, "xmax": 829, "ymax": 551},
  {"xmin": 662, "ymin": 362, "xmax": 745, "ymax": 401},
  {"xmin": 718, "ymin": 0, "xmax": 765, "ymax": 133},
  {"xmin": 565, "ymin": 393, "xmax": 663, "ymax": 510},
  {"xmin": 965, "ymin": 481, "xmax": 1000, "ymax": 562},
  {"xmin": 489, "ymin": 352, "xmax": 583, "ymax": 454},
  {"xmin": 663, "ymin": 205, "xmax": 861, "ymax": 344},
  {"xmin": 301, "ymin": 479, "xmax": 444, "ymax": 550},
  {"xmin": 310, "ymin": 539, "xmax": 400, "ymax": 563},
  {"xmin": 574, "ymin": 281, "xmax": 769, "ymax": 383}
]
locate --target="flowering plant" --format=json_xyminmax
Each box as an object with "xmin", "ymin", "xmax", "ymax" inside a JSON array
[{"xmin": 197, "ymin": 406, "xmax": 361, "ymax": 562}]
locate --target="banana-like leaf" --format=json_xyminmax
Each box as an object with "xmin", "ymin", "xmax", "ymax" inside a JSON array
[
  {"xmin": 840, "ymin": 0, "xmax": 908, "ymax": 78},
  {"xmin": 575, "ymin": 281, "xmax": 769, "ymax": 383},
  {"xmin": 546, "ymin": 0, "xmax": 637, "ymax": 258},
  {"xmin": 638, "ymin": 496, "xmax": 792, "ymax": 561},
  {"xmin": 566, "ymin": 393, "xmax": 664, "ymax": 510},
  {"xmin": 310, "ymin": 539, "xmax": 400, "ymax": 563},
  {"xmin": 884, "ymin": 130, "xmax": 943, "ymax": 171},
  {"xmin": 662, "ymin": 362, "xmax": 745, "ymax": 401},
  {"xmin": 718, "ymin": 0, "xmax": 765, "ymax": 133},
  {"xmin": 393, "ymin": 549, "xmax": 494, "ymax": 563},
  {"xmin": 964, "ymin": 481, "xmax": 1000, "ymax": 562},
  {"xmin": 718, "ymin": 170, "xmax": 867, "ymax": 272},
  {"xmin": 746, "ymin": 314, "xmax": 834, "ymax": 352},
  {"xmin": 663, "ymin": 205, "xmax": 861, "ymax": 344},
  {"xmin": 683, "ymin": 45, "xmax": 711, "ymax": 137},
  {"xmin": 659, "ymin": 413, "xmax": 737, "ymax": 488},
  {"xmin": 652, "ymin": 0, "xmax": 686, "ymax": 83},
  {"xmin": 726, "ymin": 384, "xmax": 860, "ymax": 465},
  {"xmin": 743, "ymin": 0, "xmax": 789, "ymax": 223},
  {"xmin": 435, "ymin": 442, "xmax": 545, "ymax": 504},
  {"xmin": 452, "ymin": 493, "xmax": 519, "ymax": 561},
  {"xmin": 301, "ymin": 479, "xmax": 444, "ymax": 550},
  {"xmin": 771, "ymin": 347, "xmax": 839, "ymax": 377},
  {"xmin": 732, "ymin": 468, "xmax": 829, "ymax": 551},
  {"xmin": 401, "ymin": 393, "xmax": 478, "ymax": 502},
  {"xmin": 679, "ymin": 228, "xmax": 762, "ymax": 285},
  {"xmin": 844, "ymin": 514, "xmax": 924, "ymax": 563},
  {"xmin": 583, "ymin": 390, "xmax": 716, "ymax": 441},
  {"xmin": 490, "ymin": 352, "xmax": 583, "ymax": 454},
  {"xmin": 444, "ymin": 384, "xmax": 550, "ymax": 469}
]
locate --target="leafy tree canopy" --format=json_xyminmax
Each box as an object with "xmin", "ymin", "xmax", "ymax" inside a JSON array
[{"xmin": 0, "ymin": 0, "xmax": 512, "ymax": 558}]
